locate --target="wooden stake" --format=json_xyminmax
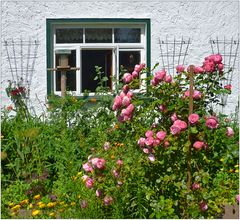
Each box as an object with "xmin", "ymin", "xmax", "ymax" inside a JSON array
[
  {"xmin": 187, "ymin": 65, "xmax": 195, "ymax": 191},
  {"xmin": 59, "ymin": 54, "xmax": 69, "ymax": 97}
]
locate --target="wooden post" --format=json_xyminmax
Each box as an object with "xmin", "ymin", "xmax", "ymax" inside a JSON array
[
  {"xmin": 187, "ymin": 65, "xmax": 195, "ymax": 191},
  {"xmin": 59, "ymin": 54, "xmax": 69, "ymax": 97}
]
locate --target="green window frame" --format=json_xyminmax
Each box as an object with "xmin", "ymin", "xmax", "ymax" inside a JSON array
[{"xmin": 46, "ymin": 18, "xmax": 151, "ymax": 96}]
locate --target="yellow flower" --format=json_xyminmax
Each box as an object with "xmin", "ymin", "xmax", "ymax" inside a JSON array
[
  {"xmin": 11, "ymin": 204, "xmax": 21, "ymax": 211},
  {"xmin": 70, "ymin": 202, "xmax": 76, "ymax": 206},
  {"xmin": 8, "ymin": 202, "xmax": 15, "ymax": 207},
  {"xmin": 58, "ymin": 208, "xmax": 64, "ymax": 213},
  {"xmin": 59, "ymin": 201, "xmax": 65, "ymax": 205},
  {"xmin": 33, "ymin": 194, "xmax": 41, "ymax": 200},
  {"xmin": 49, "ymin": 212, "xmax": 56, "ymax": 217},
  {"xmin": 228, "ymin": 169, "xmax": 234, "ymax": 173},
  {"xmin": 234, "ymin": 164, "xmax": 239, "ymax": 168},
  {"xmin": 114, "ymin": 124, "xmax": 119, "ymax": 129},
  {"xmin": 10, "ymin": 212, "xmax": 17, "ymax": 217},
  {"xmin": 47, "ymin": 202, "xmax": 57, "ymax": 208},
  {"xmin": 220, "ymin": 158, "xmax": 224, "ymax": 162},
  {"xmin": 1, "ymin": 152, "xmax": 7, "ymax": 160},
  {"xmin": 28, "ymin": 203, "xmax": 33, "ymax": 209},
  {"xmin": 77, "ymin": 195, "xmax": 81, "ymax": 199},
  {"xmin": 111, "ymin": 155, "xmax": 115, "ymax": 160},
  {"xmin": 72, "ymin": 176, "xmax": 77, "ymax": 181},
  {"xmin": 32, "ymin": 209, "xmax": 41, "ymax": 216},
  {"xmin": 20, "ymin": 199, "xmax": 29, "ymax": 206},
  {"xmin": 77, "ymin": 172, "xmax": 82, "ymax": 176},
  {"xmin": 38, "ymin": 203, "xmax": 46, "ymax": 209},
  {"xmin": 235, "ymin": 169, "xmax": 239, "ymax": 173}
]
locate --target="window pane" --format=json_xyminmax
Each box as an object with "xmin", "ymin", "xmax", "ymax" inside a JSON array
[
  {"xmin": 56, "ymin": 29, "xmax": 83, "ymax": 43},
  {"xmin": 114, "ymin": 28, "xmax": 141, "ymax": 43},
  {"xmin": 55, "ymin": 50, "xmax": 76, "ymax": 91},
  {"xmin": 85, "ymin": 29, "xmax": 112, "ymax": 43},
  {"xmin": 82, "ymin": 50, "xmax": 112, "ymax": 92}
]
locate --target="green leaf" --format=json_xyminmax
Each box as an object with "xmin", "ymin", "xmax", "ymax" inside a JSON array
[
  {"xmin": 190, "ymin": 127, "xmax": 198, "ymax": 134},
  {"xmin": 93, "ymin": 76, "xmax": 98, "ymax": 81},
  {"xmin": 102, "ymin": 76, "xmax": 108, "ymax": 82}
]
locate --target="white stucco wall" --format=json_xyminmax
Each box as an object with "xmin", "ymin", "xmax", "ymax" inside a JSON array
[{"xmin": 1, "ymin": 0, "xmax": 239, "ymax": 115}]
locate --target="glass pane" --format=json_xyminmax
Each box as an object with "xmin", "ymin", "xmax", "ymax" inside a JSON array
[
  {"xmin": 114, "ymin": 28, "xmax": 141, "ymax": 43},
  {"xmin": 85, "ymin": 29, "xmax": 112, "ymax": 43},
  {"xmin": 55, "ymin": 50, "xmax": 76, "ymax": 91},
  {"xmin": 82, "ymin": 50, "xmax": 112, "ymax": 92},
  {"xmin": 56, "ymin": 29, "xmax": 83, "ymax": 43}
]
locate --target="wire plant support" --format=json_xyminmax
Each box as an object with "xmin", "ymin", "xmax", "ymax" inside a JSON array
[
  {"xmin": 159, "ymin": 36, "xmax": 191, "ymax": 76},
  {"xmin": 4, "ymin": 37, "xmax": 39, "ymax": 97},
  {"xmin": 4, "ymin": 37, "xmax": 40, "ymax": 113},
  {"xmin": 209, "ymin": 37, "xmax": 239, "ymax": 109}
]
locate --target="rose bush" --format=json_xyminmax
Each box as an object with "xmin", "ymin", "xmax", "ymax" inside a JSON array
[{"xmin": 1, "ymin": 54, "xmax": 238, "ymax": 219}]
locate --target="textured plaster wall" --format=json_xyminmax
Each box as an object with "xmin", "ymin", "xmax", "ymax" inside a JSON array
[{"xmin": 1, "ymin": 0, "xmax": 239, "ymax": 115}]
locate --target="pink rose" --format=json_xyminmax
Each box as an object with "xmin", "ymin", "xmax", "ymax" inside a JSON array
[
  {"xmin": 132, "ymin": 71, "xmax": 139, "ymax": 79},
  {"xmin": 193, "ymin": 90, "xmax": 202, "ymax": 100},
  {"xmin": 226, "ymin": 127, "xmax": 234, "ymax": 137},
  {"xmin": 218, "ymin": 63, "xmax": 224, "ymax": 71},
  {"xmin": 103, "ymin": 142, "xmax": 110, "ymax": 150},
  {"xmin": 122, "ymin": 85, "xmax": 129, "ymax": 93},
  {"xmin": 159, "ymin": 104, "xmax": 167, "ymax": 112},
  {"xmin": 145, "ymin": 130, "xmax": 154, "ymax": 138},
  {"xmin": 83, "ymin": 163, "xmax": 93, "ymax": 173},
  {"xmin": 123, "ymin": 73, "xmax": 133, "ymax": 84},
  {"xmin": 173, "ymin": 120, "xmax": 187, "ymax": 130},
  {"xmin": 155, "ymin": 70, "xmax": 166, "ymax": 82},
  {"xmin": 171, "ymin": 113, "xmax": 178, "ymax": 122},
  {"xmin": 170, "ymin": 125, "xmax": 181, "ymax": 135},
  {"xmin": 126, "ymin": 91, "xmax": 133, "ymax": 98},
  {"xmin": 153, "ymin": 138, "xmax": 161, "ymax": 147},
  {"xmin": 206, "ymin": 116, "xmax": 219, "ymax": 129},
  {"xmin": 212, "ymin": 54, "xmax": 222, "ymax": 64},
  {"xmin": 188, "ymin": 113, "xmax": 200, "ymax": 125},
  {"xmin": 103, "ymin": 195, "xmax": 113, "ymax": 206},
  {"xmin": 113, "ymin": 96, "xmax": 122, "ymax": 110},
  {"xmin": 148, "ymin": 154, "xmax": 155, "ymax": 162},
  {"xmin": 156, "ymin": 131, "xmax": 167, "ymax": 141},
  {"xmin": 119, "ymin": 91, "xmax": 126, "ymax": 98},
  {"xmin": 112, "ymin": 169, "xmax": 119, "ymax": 178},
  {"xmin": 96, "ymin": 189, "xmax": 103, "ymax": 197},
  {"xmin": 236, "ymin": 195, "xmax": 240, "ymax": 203},
  {"xmin": 165, "ymin": 75, "xmax": 172, "ymax": 83},
  {"xmin": 80, "ymin": 200, "xmax": 88, "ymax": 209},
  {"xmin": 122, "ymin": 96, "xmax": 131, "ymax": 107},
  {"xmin": 176, "ymin": 65, "xmax": 185, "ymax": 73},
  {"xmin": 199, "ymin": 201, "xmax": 208, "ymax": 212},
  {"xmin": 82, "ymin": 175, "xmax": 89, "ymax": 182},
  {"xmin": 134, "ymin": 64, "xmax": 142, "ymax": 72},
  {"xmin": 192, "ymin": 182, "xmax": 200, "ymax": 190},
  {"xmin": 91, "ymin": 158, "xmax": 106, "ymax": 170},
  {"xmin": 164, "ymin": 141, "xmax": 170, "ymax": 148},
  {"xmin": 193, "ymin": 141, "xmax": 205, "ymax": 150},
  {"xmin": 145, "ymin": 137, "xmax": 154, "ymax": 147},
  {"xmin": 151, "ymin": 78, "xmax": 158, "ymax": 86},
  {"xmin": 143, "ymin": 148, "xmax": 150, "ymax": 154},
  {"xmin": 117, "ymin": 160, "xmax": 123, "ymax": 166},
  {"xmin": 194, "ymin": 66, "xmax": 204, "ymax": 74},
  {"xmin": 123, "ymin": 115, "xmax": 132, "ymax": 121},
  {"xmin": 224, "ymin": 84, "xmax": 232, "ymax": 91},
  {"xmin": 138, "ymin": 137, "xmax": 146, "ymax": 147},
  {"xmin": 85, "ymin": 178, "xmax": 94, "ymax": 188},
  {"xmin": 203, "ymin": 60, "xmax": 215, "ymax": 72},
  {"xmin": 125, "ymin": 104, "xmax": 134, "ymax": 114}
]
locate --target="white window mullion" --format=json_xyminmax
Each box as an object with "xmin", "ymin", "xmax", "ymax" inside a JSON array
[{"xmin": 76, "ymin": 46, "xmax": 81, "ymax": 95}]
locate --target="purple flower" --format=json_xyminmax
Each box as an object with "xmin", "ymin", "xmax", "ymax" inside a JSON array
[{"xmin": 80, "ymin": 200, "xmax": 88, "ymax": 209}]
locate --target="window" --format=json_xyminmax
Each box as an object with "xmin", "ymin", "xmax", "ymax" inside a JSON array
[{"xmin": 47, "ymin": 19, "xmax": 151, "ymax": 96}]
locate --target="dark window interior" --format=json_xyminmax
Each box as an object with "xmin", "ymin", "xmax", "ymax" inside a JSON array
[
  {"xmin": 82, "ymin": 50, "xmax": 112, "ymax": 92},
  {"xmin": 55, "ymin": 50, "xmax": 76, "ymax": 91}
]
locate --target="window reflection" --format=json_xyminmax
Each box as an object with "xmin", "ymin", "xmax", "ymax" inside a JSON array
[
  {"xmin": 114, "ymin": 28, "xmax": 141, "ymax": 43},
  {"xmin": 56, "ymin": 29, "xmax": 83, "ymax": 43},
  {"xmin": 85, "ymin": 29, "xmax": 112, "ymax": 43}
]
